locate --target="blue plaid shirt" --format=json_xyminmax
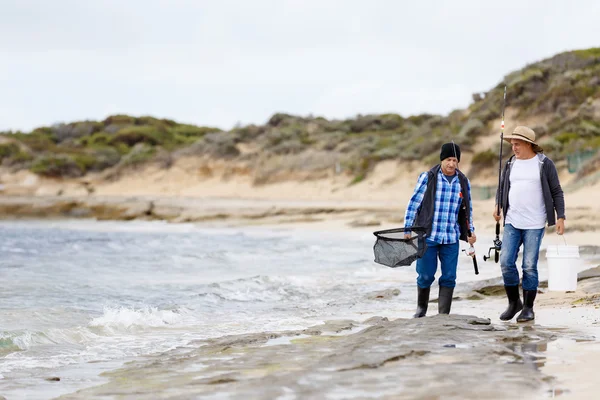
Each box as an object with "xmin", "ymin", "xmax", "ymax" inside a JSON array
[{"xmin": 404, "ymin": 170, "xmax": 475, "ymax": 244}]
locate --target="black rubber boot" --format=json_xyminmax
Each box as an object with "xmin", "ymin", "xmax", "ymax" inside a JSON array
[
  {"xmin": 413, "ymin": 286, "xmax": 430, "ymax": 318},
  {"xmin": 438, "ymin": 286, "xmax": 454, "ymax": 314},
  {"xmin": 516, "ymin": 289, "xmax": 537, "ymax": 322},
  {"xmin": 499, "ymin": 285, "xmax": 523, "ymax": 321}
]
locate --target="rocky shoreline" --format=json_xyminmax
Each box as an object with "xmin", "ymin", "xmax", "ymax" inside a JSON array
[
  {"xmin": 53, "ymin": 263, "xmax": 600, "ymax": 400},
  {"xmin": 0, "ymin": 195, "xmax": 398, "ymax": 227},
  {"xmin": 56, "ymin": 314, "xmax": 587, "ymax": 400}
]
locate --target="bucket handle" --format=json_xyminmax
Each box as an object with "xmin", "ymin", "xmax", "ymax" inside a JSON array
[{"xmin": 555, "ymin": 234, "xmax": 568, "ymax": 256}]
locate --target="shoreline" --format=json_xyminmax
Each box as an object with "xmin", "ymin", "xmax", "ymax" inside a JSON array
[
  {"xmin": 1, "ymin": 192, "xmax": 599, "ymax": 236},
  {"xmin": 3, "ymin": 196, "xmax": 600, "ymax": 399}
]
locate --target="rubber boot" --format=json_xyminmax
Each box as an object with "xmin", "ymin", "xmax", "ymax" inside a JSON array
[
  {"xmin": 438, "ymin": 286, "xmax": 454, "ymax": 314},
  {"xmin": 413, "ymin": 286, "xmax": 430, "ymax": 318},
  {"xmin": 499, "ymin": 285, "xmax": 523, "ymax": 321},
  {"xmin": 516, "ymin": 289, "xmax": 537, "ymax": 322}
]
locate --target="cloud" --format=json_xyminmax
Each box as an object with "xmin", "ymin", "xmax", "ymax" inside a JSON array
[{"xmin": 1, "ymin": 0, "xmax": 599, "ymax": 131}]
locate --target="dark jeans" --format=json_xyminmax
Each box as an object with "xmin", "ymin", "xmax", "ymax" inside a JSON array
[
  {"xmin": 416, "ymin": 239, "xmax": 459, "ymax": 288},
  {"xmin": 500, "ymin": 223, "xmax": 545, "ymax": 291}
]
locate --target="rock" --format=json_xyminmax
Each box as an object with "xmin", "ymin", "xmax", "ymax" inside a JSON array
[
  {"xmin": 347, "ymin": 219, "xmax": 381, "ymax": 227},
  {"xmin": 362, "ymin": 316, "xmax": 389, "ymax": 325},
  {"xmin": 45, "ymin": 376, "xmax": 60, "ymax": 382},
  {"xmin": 150, "ymin": 205, "xmax": 183, "ymax": 221},
  {"xmin": 67, "ymin": 207, "xmax": 92, "ymax": 218},
  {"xmin": 301, "ymin": 319, "xmax": 357, "ymax": 334},
  {"xmin": 578, "ymin": 266, "xmax": 600, "ymax": 281},
  {"xmin": 62, "ymin": 314, "xmax": 573, "ymax": 399},
  {"xmin": 120, "ymin": 202, "xmax": 154, "ymax": 220}
]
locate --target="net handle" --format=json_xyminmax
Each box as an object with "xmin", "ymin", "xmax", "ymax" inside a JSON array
[{"xmin": 373, "ymin": 226, "xmax": 426, "ymax": 238}]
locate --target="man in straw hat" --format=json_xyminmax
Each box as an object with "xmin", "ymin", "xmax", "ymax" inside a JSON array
[
  {"xmin": 494, "ymin": 126, "xmax": 565, "ymax": 322},
  {"xmin": 404, "ymin": 142, "xmax": 476, "ymax": 318}
]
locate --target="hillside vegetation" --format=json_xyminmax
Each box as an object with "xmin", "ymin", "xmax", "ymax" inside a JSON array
[{"xmin": 1, "ymin": 48, "xmax": 599, "ymax": 184}]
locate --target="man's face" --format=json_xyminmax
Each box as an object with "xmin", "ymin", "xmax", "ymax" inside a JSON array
[
  {"xmin": 441, "ymin": 157, "xmax": 458, "ymax": 176},
  {"xmin": 511, "ymin": 139, "xmax": 532, "ymax": 159}
]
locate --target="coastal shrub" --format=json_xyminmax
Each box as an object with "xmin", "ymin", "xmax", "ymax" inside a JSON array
[
  {"xmin": 103, "ymin": 115, "xmax": 136, "ymax": 126},
  {"xmin": 30, "ymin": 155, "xmax": 83, "ymax": 177},
  {"xmin": 0, "ymin": 143, "xmax": 20, "ymax": 159},
  {"xmin": 268, "ymin": 113, "xmax": 294, "ymax": 127},
  {"xmin": 471, "ymin": 150, "xmax": 497, "ymax": 167},
  {"xmin": 373, "ymin": 146, "xmax": 399, "ymax": 160},
  {"xmin": 134, "ymin": 116, "xmax": 176, "ymax": 128},
  {"xmin": 380, "ymin": 114, "xmax": 404, "ymax": 130},
  {"xmin": 176, "ymin": 133, "xmax": 240, "ymax": 159},
  {"xmin": 109, "ymin": 126, "xmax": 172, "ymax": 147},
  {"xmin": 203, "ymin": 133, "xmax": 240, "ymax": 158},
  {"xmin": 537, "ymin": 137, "xmax": 561, "ymax": 154},
  {"xmin": 574, "ymin": 48, "xmax": 600, "ymax": 59},
  {"xmin": 406, "ymin": 114, "xmax": 433, "ymax": 126},
  {"xmin": 51, "ymin": 121, "xmax": 102, "ymax": 142},
  {"xmin": 80, "ymin": 132, "xmax": 113, "ymax": 147},
  {"xmin": 458, "ymin": 118, "xmax": 485, "ymax": 139},
  {"xmin": 87, "ymin": 147, "xmax": 121, "ymax": 170},
  {"xmin": 555, "ymin": 132, "xmax": 579, "ymax": 144},
  {"xmin": 170, "ymin": 124, "xmax": 220, "ymax": 140},
  {"xmin": 120, "ymin": 144, "xmax": 156, "ymax": 166},
  {"xmin": 350, "ymin": 115, "xmax": 382, "ymax": 133},
  {"xmin": 233, "ymin": 124, "xmax": 264, "ymax": 140},
  {"xmin": 13, "ymin": 131, "xmax": 57, "ymax": 152},
  {"xmin": 270, "ymin": 140, "xmax": 305, "ymax": 155}
]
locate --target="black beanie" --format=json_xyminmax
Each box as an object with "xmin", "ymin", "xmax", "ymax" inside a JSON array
[{"xmin": 440, "ymin": 142, "xmax": 461, "ymax": 162}]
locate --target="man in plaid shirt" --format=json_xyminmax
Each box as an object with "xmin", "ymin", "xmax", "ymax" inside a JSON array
[{"xmin": 404, "ymin": 142, "xmax": 476, "ymax": 318}]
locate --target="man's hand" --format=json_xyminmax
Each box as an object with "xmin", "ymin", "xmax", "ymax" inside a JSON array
[
  {"xmin": 556, "ymin": 218, "xmax": 565, "ymax": 235},
  {"xmin": 493, "ymin": 206, "xmax": 501, "ymax": 222},
  {"xmin": 468, "ymin": 232, "xmax": 477, "ymax": 245},
  {"xmin": 404, "ymin": 233, "xmax": 411, "ymax": 240}
]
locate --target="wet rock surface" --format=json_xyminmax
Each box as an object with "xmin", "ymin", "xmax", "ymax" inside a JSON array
[{"xmin": 57, "ymin": 315, "xmax": 586, "ymax": 400}]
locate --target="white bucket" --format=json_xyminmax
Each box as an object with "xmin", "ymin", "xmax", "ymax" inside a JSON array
[{"xmin": 546, "ymin": 245, "xmax": 580, "ymax": 291}]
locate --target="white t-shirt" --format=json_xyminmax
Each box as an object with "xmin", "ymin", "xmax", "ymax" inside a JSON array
[{"xmin": 505, "ymin": 156, "xmax": 547, "ymax": 229}]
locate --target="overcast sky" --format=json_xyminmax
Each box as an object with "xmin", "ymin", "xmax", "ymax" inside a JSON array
[{"xmin": 1, "ymin": 0, "xmax": 599, "ymax": 132}]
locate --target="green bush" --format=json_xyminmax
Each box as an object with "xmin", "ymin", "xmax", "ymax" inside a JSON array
[
  {"xmin": 30, "ymin": 155, "xmax": 83, "ymax": 177},
  {"xmin": 103, "ymin": 115, "xmax": 137, "ymax": 126},
  {"xmin": 109, "ymin": 126, "xmax": 172, "ymax": 147},
  {"xmin": 0, "ymin": 143, "xmax": 20, "ymax": 159},
  {"xmin": 170, "ymin": 124, "xmax": 220, "ymax": 139},
  {"xmin": 71, "ymin": 153, "xmax": 98, "ymax": 173},
  {"xmin": 471, "ymin": 149, "xmax": 497, "ymax": 167},
  {"xmin": 379, "ymin": 114, "xmax": 404, "ymax": 130},
  {"xmin": 79, "ymin": 132, "xmax": 113, "ymax": 147},
  {"xmin": 574, "ymin": 48, "xmax": 600, "ymax": 59},
  {"xmin": 13, "ymin": 132, "xmax": 57, "ymax": 152},
  {"xmin": 120, "ymin": 144, "xmax": 156, "ymax": 166},
  {"xmin": 554, "ymin": 132, "xmax": 579, "ymax": 144}
]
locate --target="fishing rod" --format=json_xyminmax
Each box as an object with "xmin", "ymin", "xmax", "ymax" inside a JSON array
[
  {"xmin": 451, "ymin": 141, "xmax": 479, "ymax": 274},
  {"xmin": 483, "ymin": 85, "xmax": 507, "ymax": 263},
  {"xmin": 463, "ymin": 219, "xmax": 479, "ymax": 275}
]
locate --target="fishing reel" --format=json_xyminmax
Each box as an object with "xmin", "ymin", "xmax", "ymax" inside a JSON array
[{"xmin": 483, "ymin": 237, "xmax": 502, "ymax": 263}]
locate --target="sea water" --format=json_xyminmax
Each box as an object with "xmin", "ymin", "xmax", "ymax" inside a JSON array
[{"xmin": 0, "ymin": 219, "xmax": 509, "ymax": 399}]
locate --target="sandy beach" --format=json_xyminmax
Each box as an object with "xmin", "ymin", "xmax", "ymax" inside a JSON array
[{"xmin": 2, "ymin": 157, "xmax": 600, "ymax": 399}]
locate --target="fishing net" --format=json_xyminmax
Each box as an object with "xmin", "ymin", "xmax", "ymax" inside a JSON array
[{"xmin": 372, "ymin": 227, "xmax": 427, "ymax": 268}]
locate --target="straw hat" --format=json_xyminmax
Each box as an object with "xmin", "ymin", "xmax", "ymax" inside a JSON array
[{"xmin": 504, "ymin": 126, "xmax": 543, "ymax": 153}]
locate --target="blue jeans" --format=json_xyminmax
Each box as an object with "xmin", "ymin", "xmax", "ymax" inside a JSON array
[
  {"xmin": 500, "ymin": 224, "xmax": 545, "ymax": 291},
  {"xmin": 416, "ymin": 239, "xmax": 459, "ymax": 288}
]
